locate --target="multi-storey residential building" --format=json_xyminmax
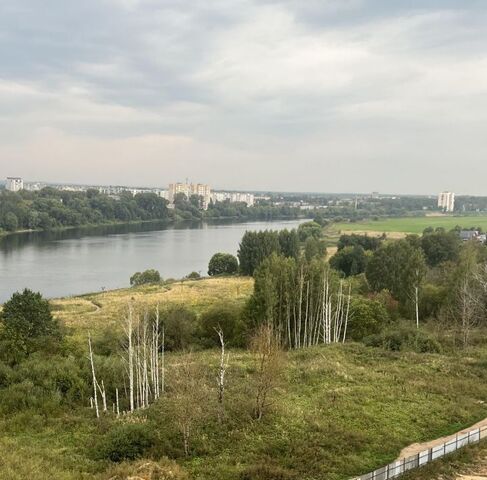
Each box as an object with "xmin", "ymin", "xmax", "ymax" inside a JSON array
[
  {"xmin": 211, "ymin": 191, "xmax": 255, "ymax": 206},
  {"xmin": 5, "ymin": 177, "xmax": 23, "ymax": 192},
  {"xmin": 438, "ymin": 192, "xmax": 455, "ymax": 212},
  {"xmin": 168, "ymin": 182, "xmax": 212, "ymax": 209}
]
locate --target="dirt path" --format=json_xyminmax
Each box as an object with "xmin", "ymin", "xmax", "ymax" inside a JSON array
[{"xmin": 398, "ymin": 417, "xmax": 487, "ymax": 460}]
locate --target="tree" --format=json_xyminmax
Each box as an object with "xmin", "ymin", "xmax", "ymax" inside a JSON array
[
  {"xmin": 0, "ymin": 289, "xmax": 61, "ymax": 359},
  {"xmin": 238, "ymin": 231, "xmax": 281, "ymax": 276},
  {"xmin": 304, "ymin": 237, "xmax": 327, "ymax": 261},
  {"xmin": 330, "ymin": 245, "xmax": 368, "ymax": 277},
  {"xmin": 297, "ymin": 221, "xmax": 322, "ymax": 242},
  {"xmin": 208, "ymin": 253, "xmax": 239, "ymax": 276},
  {"xmin": 130, "ymin": 269, "xmax": 161, "ymax": 286},
  {"xmin": 250, "ymin": 325, "xmax": 283, "ymax": 420},
  {"xmin": 366, "ymin": 240, "xmax": 426, "ymax": 309},
  {"xmin": 337, "ymin": 234, "xmax": 381, "ymax": 252},
  {"xmin": 420, "ymin": 230, "xmax": 461, "ymax": 267},
  {"xmin": 199, "ymin": 303, "xmax": 244, "ymax": 347},
  {"xmin": 278, "ymin": 229, "xmax": 300, "ymax": 259},
  {"xmin": 2, "ymin": 212, "xmax": 18, "ymax": 231},
  {"xmin": 347, "ymin": 297, "xmax": 389, "ymax": 340}
]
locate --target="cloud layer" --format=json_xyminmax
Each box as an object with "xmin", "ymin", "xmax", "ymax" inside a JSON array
[{"xmin": 1, "ymin": 0, "xmax": 487, "ymax": 193}]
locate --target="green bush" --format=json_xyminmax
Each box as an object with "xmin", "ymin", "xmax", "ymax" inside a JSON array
[
  {"xmin": 98, "ymin": 423, "xmax": 155, "ymax": 462},
  {"xmin": 208, "ymin": 253, "xmax": 239, "ymax": 276},
  {"xmin": 199, "ymin": 303, "xmax": 246, "ymax": 347},
  {"xmin": 347, "ymin": 296, "xmax": 389, "ymax": 341},
  {"xmin": 186, "ymin": 271, "xmax": 201, "ymax": 280},
  {"xmin": 364, "ymin": 324, "xmax": 441, "ymax": 353},
  {"xmin": 130, "ymin": 269, "xmax": 161, "ymax": 286},
  {"xmin": 161, "ymin": 304, "xmax": 196, "ymax": 351}
]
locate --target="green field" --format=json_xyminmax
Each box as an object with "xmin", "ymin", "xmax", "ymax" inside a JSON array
[{"xmin": 332, "ymin": 216, "xmax": 487, "ymax": 236}]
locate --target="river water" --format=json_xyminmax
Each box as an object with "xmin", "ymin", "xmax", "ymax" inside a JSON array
[{"xmin": 0, "ymin": 219, "xmax": 304, "ymax": 302}]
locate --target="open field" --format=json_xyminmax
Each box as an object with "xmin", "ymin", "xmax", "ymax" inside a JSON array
[
  {"xmin": 50, "ymin": 276, "xmax": 254, "ymax": 337},
  {"xmin": 330, "ymin": 216, "xmax": 487, "ymax": 236}
]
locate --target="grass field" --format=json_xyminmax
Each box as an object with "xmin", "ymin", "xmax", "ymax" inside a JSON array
[
  {"xmin": 330, "ymin": 216, "xmax": 487, "ymax": 236},
  {"xmin": 50, "ymin": 277, "xmax": 254, "ymax": 339}
]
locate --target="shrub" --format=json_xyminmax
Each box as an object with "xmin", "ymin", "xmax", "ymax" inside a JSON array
[
  {"xmin": 98, "ymin": 423, "xmax": 155, "ymax": 462},
  {"xmin": 364, "ymin": 324, "xmax": 441, "ymax": 353},
  {"xmin": 130, "ymin": 269, "xmax": 161, "ymax": 286},
  {"xmin": 199, "ymin": 303, "xmax": 245, "ymax": 347},
  {"xmin": 0, "ymin": 289, "xmax": 61, "ymax": 361},
  {"xmin": 186, "ymin": 271, "xmax": 201, "ymax": 280},
  {"xmin": 347, "ymin": 297, "xmax": 389, "ymax": 341},
  {"xmin": 161, "ymin": 304, "xmax": 196, "ymax": 351},
  {"xmin": 208, "ymin": 253, "xmax": 239, "ymax": 276}
]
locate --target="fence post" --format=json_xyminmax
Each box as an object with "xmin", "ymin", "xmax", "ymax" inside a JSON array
[
  {"xmin": 456, "ymin": 434, "xmax": 458, "ymax": 451},
  {"xmin": 386, "ymin": 463, "xmax": 389, "ymax": 480}
]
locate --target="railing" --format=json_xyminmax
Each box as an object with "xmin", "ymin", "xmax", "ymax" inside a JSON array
[{"xmin": 354, "ymin": 425, "xmax": 487, "ymax": 480}]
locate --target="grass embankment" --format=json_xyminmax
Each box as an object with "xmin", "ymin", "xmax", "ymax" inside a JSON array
[
  {"xmin": 2, "ymin": 277, "xmax": 487, "ymax": 480},
  {"xmin": 330, "ymin": 216, "xmax": 487, "ymax": 237}
]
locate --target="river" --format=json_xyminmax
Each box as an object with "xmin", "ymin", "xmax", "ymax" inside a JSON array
[{"xmin": 0, "ymin": 219, "xmax": 305, "ymax": 302}]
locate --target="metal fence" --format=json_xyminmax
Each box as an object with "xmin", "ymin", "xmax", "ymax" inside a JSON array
[{"xmin": 354, "ymin": 425, "xmax": 487, "ymax": 480}]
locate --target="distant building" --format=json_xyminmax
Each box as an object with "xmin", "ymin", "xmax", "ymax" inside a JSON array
[
  {"xmin": 438, "ymin": 192, "xmax": 455, "ymax": 212},
  {"xmin": 5, "ymin": 177, "xmax": 23, "ymax": 192},
  {"xmin": 169, "ymin": 182, "xmax": 212, "ymax": 209},
  {"xmin": 211, "ymin": 191, "xmax": 255, "ymax": 206}
]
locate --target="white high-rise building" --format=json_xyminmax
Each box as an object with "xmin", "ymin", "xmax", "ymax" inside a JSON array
[
  {"xmin": 168, "ymin": 182, "xmax": 212, "ymax": 209},
  {"xmin": 438, "ymin": 192, "xmax": 455, "ymax": 212},
  {"xmin": 5, "ymin": 177, "xmax": 23, "ymax": 192}
]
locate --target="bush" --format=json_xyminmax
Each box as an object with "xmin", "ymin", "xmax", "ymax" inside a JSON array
[
  {"xmin": 0, "ymin": 289, "xmax": 61, "ymax": 361},
  {"xmin": 130, "ymin": 269, "xmax": 161, "ymax": 286},
  {"xmin": 199, "ymin": 303, "xmax": 245, "ymax": 347},
  {"xmin": 98, "ymin": 423, "xmax": 155, "ymax": 462},
  {"xmin": 186, "ymin": 271, "xmax": 201, "ymax": 280},
  {"xmin": 347, "ymin": 297, "xmax": 389, "ymax": 341},
  {"xmin": 364, "ymin": 324, "xmax": 442, "ymax": 353},
  {"xmin": 208, "ymin": 253, "xmax": 239, "ymax": 276},
  {"xmin": 161, "ymin": 304, "xmax": 196, "ymax": 351}
]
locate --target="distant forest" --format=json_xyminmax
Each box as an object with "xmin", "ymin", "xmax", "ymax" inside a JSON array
[{"xmin": 0, "ymin": 188, "xmax": 303, "ymax": 234}]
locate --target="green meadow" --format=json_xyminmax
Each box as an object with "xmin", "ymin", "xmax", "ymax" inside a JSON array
[{"xmin": 332, "ymin": 216, "xmax": 487, "ymax": 236}]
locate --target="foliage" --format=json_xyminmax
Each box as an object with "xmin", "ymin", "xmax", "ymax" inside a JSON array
[
  {"xmin": 364, "ymin": 324, "xmax": 442, "ymax": 353},
  {"xmin": 199, "ymin": 303, "xmax": 246, "ymax": 347},
  {"xmin": 330, "ymin": 245, "xmax": 368, "ymax": 277},
  {"xmin": 130, "ymin": 269, "xmax": 161, "ymax": 286},
  {"xmin": 347, "ymin": 296, "xmax": 390, "ymax": 341},
  {"xmin": 337, "ymin": 234, "xmax": 382, "ymax": 252},
  {"xmin": 160, "ymin": 304, "xmax": 197, "ymax": 351},
  {"xmin": 186, "ymin": 271, "xmax": 201, "ymax": 280},
  {"xmin": 98, "ymin": 423, "xmax": 156, "ymax": 462},
  {"xmin": 0, "ymin": 188, "xmax": 170, "ymax": 233},
  {"xmin": 420, "ymin": 230, "xmax": 461, "ymax": 266},
  {"xmin": 0, "ymin": 289, "xmax": 61, "ymax": 361},
  {"xmin": 208, "ymin": 253, "xmax": 239, "ymax": 276},
  {"xmin": 366, "ymin": 240, "xmax": 426, "ymax": 307},
  {"xmin": 304, "ymin": 236, "xmax": 327, "ymax": 261},
  {"xmin": 297, "ymin": 221, "xmax": 322, "ymax": 242},
  {"xmin": 237, "ymin": 231, "xmax": 282, "ymax": 276}
]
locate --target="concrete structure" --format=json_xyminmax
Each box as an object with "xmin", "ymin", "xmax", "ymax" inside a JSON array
[
  {"xmin": 5, "ymin": 177, "xmax": 23, "ymax": 192},
  {"xmin": 211, "ymin": 191, "xmax": 255, "ymax": 206},
  {"xmin": 169, "ymin": 182, "xmax": 212, "ymax": 209},
  {"xmin": 438, "ymin": 191, "xmax": 455, "ymax": 212}
]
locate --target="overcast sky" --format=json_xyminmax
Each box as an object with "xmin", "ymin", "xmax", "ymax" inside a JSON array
[{"xmin": 1, "ymin": 1, "xmax": 486, "ymax": 194}]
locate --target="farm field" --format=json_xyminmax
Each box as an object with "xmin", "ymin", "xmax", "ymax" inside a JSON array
[{"xmin": 330, "ymin": 216, "xmax": 487, "ymax": 236}]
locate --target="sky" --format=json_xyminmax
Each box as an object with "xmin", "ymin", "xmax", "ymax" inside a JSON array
[{"xmin": 0, "ymin": 0, "xmax": 486, "ymax": 194}]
